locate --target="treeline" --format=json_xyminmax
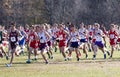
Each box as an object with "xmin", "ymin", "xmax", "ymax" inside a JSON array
[{"xmin": 0, "ymin": 0, "xmax": 120, "ymax": 28}]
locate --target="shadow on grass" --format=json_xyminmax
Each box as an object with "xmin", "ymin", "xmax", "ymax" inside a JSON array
[
  {"xmin": 0, "ymin": 57, "xmax": 120, "ymax": 67},
  {"xmin": 49, "ymin": 57, "xmax": 120, "ymax": 64}
]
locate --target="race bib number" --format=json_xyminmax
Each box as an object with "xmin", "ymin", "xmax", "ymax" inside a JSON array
[
  {"xmin": 95, "ymin": 36, "xmax": 102, "ymax": 41},
  {"xmin": 40, "ymin": 39, "xmax": 44, "ymax": 43},
  {"xmin": 71, "ymin": 37, "xmax": 77, "ymax": 42},
  {"xmin": 11, "ymin": 37, "xmax": 16, "ymax": 42},
  {"xmin": 59, "ymin": 35, "xmax": 63, "ymax": 40},
  {"xmin": 40, "ymin": 36, "xmax": 45, "ymax": 43},
  {"xmin": 110, "ymin": 34, "xmax": 114, "ymax": 39},
  {"xmin": 80, "ymin": 35, "xmax": 85, "ymax": 39}
]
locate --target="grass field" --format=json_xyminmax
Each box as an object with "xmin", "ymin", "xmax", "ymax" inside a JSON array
[{"xmin": 0, "ymin": 45, "xmax": 120, "ymax": 77}]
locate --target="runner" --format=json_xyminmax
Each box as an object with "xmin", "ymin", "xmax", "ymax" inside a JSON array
[
  {"xmin": 0, "ymin": 25, "xmax": 8, "ymax": 59},
  {"xmin": 38, "ymin": 24, "xmax": 51, "ymax": 64},
  {"xmin": 18, "ymin": 26, "xmax": 27, "ymax": 55},
  {"xmin": 108, "ymin": 24, "xmax": 118, "ymax": 58},
  {"xmin": 92, "ymin": 23, "xmax": 107, "ymax": 60},
  {"xmin": 51, "ymin": 24, "xmax": 59, "ymax": 52},
  {"xmin": 57, "ymin": 24, "xmax": 69, "ymax": 61},
  {"xmin": 45, "ymin": 24, "xmax": 54, "ymax": 59},
  {"xmin": 68, "ymin": 24, "xmax": 81, "ymax": 61},
  {"xmin": 79, "ymin": 23, "xmax": 88, "ymax": 59},
  {"xmin": 6, "ymin": 22, "xmax": 22, "ymax": 67},
  {"xmin": 87, "ymin": 25, "xmax": 93, "ymax": 52},
  {"xmin": 26, "ymin": 25, "xmax": 39, "ymax": 63}
]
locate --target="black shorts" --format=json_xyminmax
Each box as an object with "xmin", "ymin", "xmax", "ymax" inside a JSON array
[
  {"xmin": 56, "ymin": 39, "xmax": 60, "ymax": 42},
  {"xmin": 89, "ymin": 37, "xmax": 92, "ymax": 40},
  {"xmin": 47, "ymin": 41, "xmax": 51, "ymax": 46},
  {"xmin": 70, "ymin": 42, "xmax": 79, "ymax": 48},
  {"xmin": 39, "ymin": 43, "xmax": 46, "ymax": 50},
  {"xmin": 10, "ymin": 42, "xmax": 17, "ymax": 49}
]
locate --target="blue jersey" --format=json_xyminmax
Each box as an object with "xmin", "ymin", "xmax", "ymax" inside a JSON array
[{"xmin": 19, "ymin": 31, "xmax": 26, "ymax": 45}]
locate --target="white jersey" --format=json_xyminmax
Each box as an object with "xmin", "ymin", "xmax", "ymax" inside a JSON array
[
  {"xmin": 52, "ymin": 28, "xmax": 59, "ymax": 38},
  {"xmin": 70, "ymin": 31, "xmax": 79, "ymax": 42},
  {"xmin": 94, "ymin": 29, "xmax": 103, "ymax": 41},
  {"xmin": 47, "ymin": 29, "xmax": 52, "ymax": 40},
  {"xmin": 47, "ymin": 29, "xmax": 52, "ymax": 35},
  {"xmin": 88, "ymin": 28, "xmax": 93, "ymax": 37},
  {"xmin": 79, "ymin": 28, "xmax": 86, "ymax": 39},
  {"xmin": 118, "ymin": 29, "xmax": 120, "ymax": 37},
  {"xmin": 38, "ymin": 31, "xmax": 47, "ymax": 43}
]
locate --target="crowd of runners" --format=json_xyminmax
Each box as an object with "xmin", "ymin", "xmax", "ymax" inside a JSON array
[{"xmin": 0, "ymin": 22, "xmax": 120, "ymax": 67}]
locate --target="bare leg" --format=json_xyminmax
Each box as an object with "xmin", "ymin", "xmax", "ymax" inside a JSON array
[
  {"xmin": 75, "ymin": 48, "xmax": 80, "ymax": 61},
  {"xmin": 93, "ymin": 45, "xmax": 97, "ymax": 60},
  {"xmin": 49, "ymin": 46, "xmax": 53, "ymax": 59},
  {"xmin": 6, "ymin": 48, "xmax": 16, "ymax": 67},
  {"xmin": 26, "ymin": 47, "xmax": 33, "ymax": 63},
  {"xmin": 68, "ymin": 47, "xmax": 73, "ymax": 60},
  {"xmin": 83, "ymin": 44, "xmax": 88, "ymax": 59},
  {"xmin": 34, "ymin": 49, "xmax": 38, "ymax": 59},
  {"xmin": 41, "ymin": 49, "xmax": 48, "ymax": 64},
  {"xmin": 10, "ymin": 49, "xmax": 15, "ymax": 64},
  {"xmin": 110, "ymin": 46, "xmax": 114, "ymax": 58},
  {"xmin": 99, "ymin": 47, "xmax": 106, "ymax": 59},
  {"xmin": 60, "ymin": 47, "xmax": 67, "ymax": 61}
]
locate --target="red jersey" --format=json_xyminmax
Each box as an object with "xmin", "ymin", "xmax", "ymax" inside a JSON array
[
  {"xmin": 58, "ymin": 30, "xmax": 66, "ymax": 41},
  {"xmin": 109, "ymin": 30, "xmax": 118, "ymax": 40},
  {"xmin": 28, "ymin": 32, "xmax": 38, "ymax": 49},
  {"xmin": 28, "ymin": 32, "xmax": 36, "ymax": 42},
  {"xmin": 24, "ymin": 29, "xmax": 29, "ymax": 34}
]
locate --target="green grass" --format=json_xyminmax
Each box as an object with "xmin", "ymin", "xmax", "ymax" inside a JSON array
[{"xmin": 0, "ymin": 45, "xmax": 120, "ymax": 77}]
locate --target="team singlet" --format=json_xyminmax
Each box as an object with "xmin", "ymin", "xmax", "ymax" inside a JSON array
[{"xmin": 9, "ymin": 31, "xmax": 18, "ymax": 43}]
